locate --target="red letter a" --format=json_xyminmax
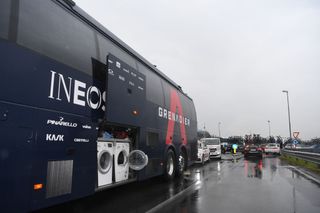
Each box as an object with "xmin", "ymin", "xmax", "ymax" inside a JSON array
[{"xmin": 165, "ymin": 89, "xmax": 187, "ymax": 145}]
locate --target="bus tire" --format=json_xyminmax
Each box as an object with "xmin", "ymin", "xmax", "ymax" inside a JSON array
[{"xmin": 164, "ymin": 149, "xmax": 176, "ymax": 181}]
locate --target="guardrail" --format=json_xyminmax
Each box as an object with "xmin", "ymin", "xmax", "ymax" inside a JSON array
[{"xmin": 281, "ymin": 149, "xmax": 320, "ymax": 166}]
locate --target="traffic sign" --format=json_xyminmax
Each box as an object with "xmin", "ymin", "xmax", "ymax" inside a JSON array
[
  {"xmin": 293, "ymin": 132, "xmax": 299, "ymax": 139},
  {"xmin": 292, "ymin": 139, "xmax": 299, "ymax": 145}
]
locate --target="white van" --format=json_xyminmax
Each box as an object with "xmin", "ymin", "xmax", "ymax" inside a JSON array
[{"xmin": 201, "ymin": 138, "xmax": 221, "ymax": 159}]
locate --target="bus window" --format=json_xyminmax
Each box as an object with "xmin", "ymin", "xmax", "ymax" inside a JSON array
[
  {"xmin": 0, "ymin": 0, "xmax": 10, "ymax": 40},
  {"xmin": 17, "ymin": 0, "xmax": 97, "ymax": 75},
  {"xmin": 180, "ymin": 95, "xmax": 197, "ymax": 124},
  {"xmin": 146, "ymin": 71, "xmax": 164, "ymax": 105}
]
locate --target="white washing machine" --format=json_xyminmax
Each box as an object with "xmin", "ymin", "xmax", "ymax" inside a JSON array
[
  {"xmin": 97, "ymin": 140, "xmax": 114, "ymax": 187},
  {"xmin": 114, "ymin": 140, "xmax": 130, "ymax": 182}
]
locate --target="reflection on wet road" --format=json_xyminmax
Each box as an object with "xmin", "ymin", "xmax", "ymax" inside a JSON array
[
  {"xmin": 159, "ymin": 156, "xmax": 320, "ymax": 213},
  {"xmin": 36, "ymin": 155, "xmax": 320, "ymax": 213}
]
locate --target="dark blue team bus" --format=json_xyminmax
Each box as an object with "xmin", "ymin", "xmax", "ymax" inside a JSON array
[{"xmin": 0, "ymin": 0, "xmax": 197, "ymax": 212}]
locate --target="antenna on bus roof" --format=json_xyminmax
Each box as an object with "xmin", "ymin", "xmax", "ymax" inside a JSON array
[{"xmin": 62, "ymin": 0, "xmax": 76, "ymax": 7}]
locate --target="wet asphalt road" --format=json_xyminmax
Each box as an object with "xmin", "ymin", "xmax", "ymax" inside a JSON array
[
  {"xmin": 158, "ymin": 155, "xmax": 320, "ymax": 213},
  {"xmin": 36, "ymin": 155, "xmax": 320, "ymax": 213}
]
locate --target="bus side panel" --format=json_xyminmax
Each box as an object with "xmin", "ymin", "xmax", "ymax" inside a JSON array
[
  {"xmin": 134, "ymin": 68, "xmax": 166, "ymax": 180},
  {"xmin": 137, "ymin": 73, "xmax": 198, "ymax": 181},
  {"xmin": 179, "ymin": 94, "xmax": 198, "ymax": 164},
  {"xmin": 0, "ymin": 102, "xmax": 98, "ymax": 212},
  {"xmin": 161, "ymin": 81, "xmax": 198, "ymax": 164},
  {"xmin": 136, "ymin": 103, "xmax": 166, "ymax": 180},
  {"xmin": 31, "ymin": 109, "xmax": 97, "ymax": 211},
  {"xmin": 0, "ymin": 102, "xmax": 34, "ymax": 213},
  {"xmin": 0, "ymin": 40, "xmax": 100, "ymax": 211}
]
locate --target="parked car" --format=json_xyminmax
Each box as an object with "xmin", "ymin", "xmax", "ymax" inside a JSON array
[
  {"xmin": 243, "ymin": 144, "xmax": 263, "ymax": 159},
  {"xmin": 201, "ymin": 138, "xmax": 221, "ymax": 159},
  {"xmin": 237, "ymin": 144, "xmax": 244, "ymax": 153},
  {"xmin": 196, "ymin": 140, "xmax": 210, "ymax": 164},
  {"xmin": 264, "ymin": 143, "xmax": 280, "ymax": 155},
  {"xmin": 260, "ymin": 144, "xmax": 267, "ymax": 153}
]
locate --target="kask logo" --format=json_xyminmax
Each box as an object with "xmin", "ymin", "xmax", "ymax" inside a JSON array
[{"xmin": 46, "ymin": 134, "xmax": 64, "ymax": 142}]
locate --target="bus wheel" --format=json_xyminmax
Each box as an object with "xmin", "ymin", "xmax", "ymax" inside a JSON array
[
  {"xmin": 164, "ymin": 149, "xmax": 176, "ymax": 181},
  {"xmin": 176, "ymin": 150, "xmax": 187, "ymax": 177}
]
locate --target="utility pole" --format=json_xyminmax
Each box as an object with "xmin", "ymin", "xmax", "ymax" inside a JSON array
[
  {"xmin": 282, "ymin": 90, "xmax": 292, "ymax": 141},
  {"xmin": 267, "ymin": 120, "xmax": 271, "ymax": 138}
]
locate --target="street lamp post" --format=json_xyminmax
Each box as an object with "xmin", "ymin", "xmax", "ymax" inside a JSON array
[
  {"xmin": 282, "ymin": 90, "xmax": 292, "ymax": 140},
  {"xmin": 218, "ymin": 122, "xmax": 221, "ymax": 138},
  {"xmin": 267, "ymin": 120, "xmax": 271, "ymax": 138}
]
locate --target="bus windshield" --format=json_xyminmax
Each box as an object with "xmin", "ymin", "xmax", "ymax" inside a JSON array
[{"xmin": 203, "ymin": 139, "xmax": 220, "ymax": 145}]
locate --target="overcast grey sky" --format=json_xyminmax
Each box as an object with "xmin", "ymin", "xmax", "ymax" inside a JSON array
[{"xmin": 76, "ymin": 0, "xmax": 320, "ymax": 140}]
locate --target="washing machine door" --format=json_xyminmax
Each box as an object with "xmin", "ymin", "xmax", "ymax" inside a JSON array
[
  {"xmin": 117, "ymin": 149, "xmax": 128, "ymax": 166},
  {"xmin": 128, "ymin": 150, "xmax": 148, "ymax": 171},
  {"xmin": 98, "ymin": 151, "xmax": 112, "ymax": 174}
]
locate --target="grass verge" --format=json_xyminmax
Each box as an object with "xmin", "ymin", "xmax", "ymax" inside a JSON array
[{"xmin": 280, "ymin": 154, "xmax": 320, "ymax": 175}]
